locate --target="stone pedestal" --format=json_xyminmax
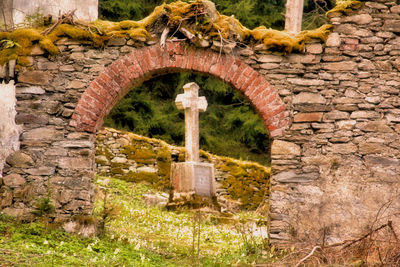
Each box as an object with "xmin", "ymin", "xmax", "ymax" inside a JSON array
[{"xmin": 170, "ymin": 162, "xmax": 216, "ymax": 197}]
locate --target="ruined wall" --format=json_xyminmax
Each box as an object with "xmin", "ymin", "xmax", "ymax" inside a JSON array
[
  {"xmin": 96, "ymin": 127, "xmax": 270, "ymax": 211},
  {"xmin": 0, "ymin": 0, "xmax": 399, "ymax": 244}
]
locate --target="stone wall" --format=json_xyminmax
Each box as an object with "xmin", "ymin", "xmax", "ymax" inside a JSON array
[
  {"xmin": 0, "ymin": 0, "xmax": 399, "ymax": 244},
  {"xmin": 96, "ymin": 127, "xmax": 270, "ymax": 211}
]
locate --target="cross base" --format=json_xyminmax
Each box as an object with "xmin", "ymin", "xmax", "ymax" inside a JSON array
[{"xmin": 170, "ymin": 162, "xmax": 216, "ymax": 197}]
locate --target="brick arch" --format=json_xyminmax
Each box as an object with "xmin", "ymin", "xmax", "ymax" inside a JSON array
[{"xmin": 70, "ymin": 42, "xmax": 290, "ymax": 137}]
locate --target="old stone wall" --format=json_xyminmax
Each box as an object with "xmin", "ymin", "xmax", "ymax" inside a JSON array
[
  {"xmin": 96, "ymin": 127, "xmax": 270, "ymax": 211},
  {"xmin": 0, "ymin": 0, "xmax": 399, "ymax": 244}
]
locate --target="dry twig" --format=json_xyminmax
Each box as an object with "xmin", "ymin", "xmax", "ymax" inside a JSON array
[
  {"xmin": 294, "ymin": 246, "xmax": 321, "ymax": 267},
  {"xmin": 41, "ymin": 9, "xmax": 76, "ymax": 35}
]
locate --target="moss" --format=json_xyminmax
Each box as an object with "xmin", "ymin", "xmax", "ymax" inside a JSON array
[
  {"xmin": 1, "ymin": 0, "xmax": 367, "ymax": 68},
  {"xmin": 326, "ymin": 0, "xmax": 364, "ymax": 16}
]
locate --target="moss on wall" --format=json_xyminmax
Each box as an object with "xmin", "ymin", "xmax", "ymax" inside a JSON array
[{"xmin": 0, "ymin": 0, "xmax": 366, "ymax": 67}]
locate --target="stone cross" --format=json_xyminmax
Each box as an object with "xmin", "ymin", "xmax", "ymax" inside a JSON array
[
  {"xmin": 284, "ymin": 0, "xmax": 304, "ymax": 33},
  {"xmin": 175, "ymin": 82, "xmax": 207, "ymax": 162}
]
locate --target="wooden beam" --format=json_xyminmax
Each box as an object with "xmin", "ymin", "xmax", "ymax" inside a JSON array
[{"xmin": 284, "ymin": 0, "xmax": 304, "ymax": 34}]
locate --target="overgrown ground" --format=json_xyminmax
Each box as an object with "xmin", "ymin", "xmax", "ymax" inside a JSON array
[
  {"xmin": 1, "ymin": 176, "xmax": 399, "ymax": 266},
  {"xmin": 0, "ymin": 176, "xmax": 286, "ymax": 266}
]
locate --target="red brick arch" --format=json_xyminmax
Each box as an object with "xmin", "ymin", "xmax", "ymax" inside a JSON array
[{"xmin": 70, "ymin": 42, "xmax": 290, "ymax": 137}]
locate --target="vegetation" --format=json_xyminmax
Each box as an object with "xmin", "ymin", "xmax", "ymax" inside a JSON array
[{"xmin": 0, "ymin": 176, "xmax": 282, "ymax": 266}]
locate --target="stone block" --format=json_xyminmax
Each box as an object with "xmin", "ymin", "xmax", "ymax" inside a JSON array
[
  {"xmin": 323, "ymin": 111, "xmax": 349, "ymax": 121},
  {"xmin": 350, "ymin": 111, "xmax": 380, "ymax": 119},
  {"xmin": 22, "ymin": 127, "xmax": 63, "ymax": 140},
  {"xmin": 58, "ymin": 157, "xmax": 92, "ymax": 169},
  {"xmin": 271, "ymin": 140, "xmax": 301, "ymax": 156},
  {"xmin": 3, "ymin": 173, "xmax": 26, "ymax": 187},
  {"xmin": 365, "ymin": 156, "xmax": 399, "ymax": 166},
  {"xmin": 6, "ymin": 151, "xmax": 34, "ymax": 167},
  {"xmin": 25, "ymin": 167, "xmax": 56, "ymax": 176},
  {"xmin": 327, "ymin": 143, "xmax": 357, "ymax": 154},
  {"xmin": 273, "ymin": 171, "xmax": 319, "ymax": 183},
  {"xmin": 18, "ymin": 71, "xmax": 51, "ymax": 85},
  {"xmin": 356, "ymin": 121, "xmax": 393, "ymax": 133},
  {"xmin": 359, "ymin": 143, "xmax": 387, "ymax": 155},
  {"xmin": 383, "ymin": 20, "xmax": 400, "ymax": 33},
  {"xmin": 292, "ymin": 92, "xmax": 326, "ymax": 104},
  {"xmin": 170, "ymin": 162, "xmax": 215, "ymax": 197},
  {"xmin": 342, "ymin": 14, "xmax": 373, "ymax": 25},
  {"xmin": 325, "ymin": 61, "xmax": 358, "ymax": 72},
  {"xmin": 16, "ymin": 86, "xmax": 45, "ymax": 94},
  {"xmin": 305, "ymin": 43, "xmax": 323, "ymax": 54},
  {"xmin": 294, "ymin": 112, "xmax": 323, "ymax": 122},
  {"xmin": 256, "ymin": 55, "xmax": 283, "ymax": 63}
]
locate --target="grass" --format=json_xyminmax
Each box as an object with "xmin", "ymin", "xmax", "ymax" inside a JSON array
[{"xmin": 0, "ymin": 176, "xmax": 282, "ymax": 266}]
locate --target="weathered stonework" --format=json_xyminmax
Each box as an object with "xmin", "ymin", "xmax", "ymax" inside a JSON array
[{"xmin": 0, "ymin": 0, "xmax": 399, "ymax": 245}]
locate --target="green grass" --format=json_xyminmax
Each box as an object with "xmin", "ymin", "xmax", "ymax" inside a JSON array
[{"xmin": 0, "ymin": 176, "xmax": 285, "ymax": 266}]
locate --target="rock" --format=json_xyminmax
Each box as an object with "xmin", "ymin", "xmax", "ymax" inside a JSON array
[
  {"xmin": 2, "ymin": 207, "xmax": 30, "ymax": 218},
  {"xmin": 137, "ymin": 166, "xmax": 158, "ymax": 173},
  {"xmin": 58, "ymin": 157, "xmax": 92, "ymax": 169},
  {"xmin": 16, "ymin": 86, "xmax": 45, "ymax": 94},
  {"xmin": 323, "ymin": 61, "xmax": 357, "ymax": 71},
  {"xmin": 107, "ymin": 37, "xmax": 126, "ymax": 46},
  {"xmin": 256, "ymin": 55, "xmax": 283, "ymax": 63},
  {"xmin": 356, "ymin": 121, "xmax": 393, "ymax": 133},
  {"xmin": 22, "ymin": 127, "xmax": 63, "ymax": 140},
  {"xmin": 3, "ymin": 173, "xmax": 26, "ymax": 187},
  {"xmin": 293, "ymin": 92, "xmax": 326, "ymax": 104},
  {"xmin": 342, "ymin": 14, "xmax": 373, "ymax": 25},
  {"xmin": 273, "ymin": 171, "xmax": 319, "ymax": 183},
  {"xmin": 111, "ymin": 157, "xmax": 127, "ymax": 164},
  {"xmin": 143, "ymin": 193, "xmax": 168, "ymax": 207},
  {"xmin": 53, "ymin": 140, "xmax": 94, "ymax": 148},
  {"xmin": 327, "ymin": 143, "xmax": 357, "ymax": 154},
  {"xmin": 16, "ymin": 114, "xmax": 49, "ymax": 125},
  {"xmin": 323, "ymin": 111, "xmax": 349, "ymax": 121},
  {"xmin": 336, "ymin": 120, "xmax": 356, "ymax": 130},
  {"xmin": 18, "ymin": 71, "xmax": 51, "ymax": 85},
  {"xmin": 350, "ymin": 111, "xmax": 380, "ymax": 119},
  {"xmin": 260, "ymin": 63, "xmax": 280, "ymax": 69},
  {"xmin": 359, "ymin": 143, "xmax": 387, "ymax": 155},
  {"xmin": 67, "ymin": 80, "xmax": 86, "ymax": 89},
  {"xmin": 6, "ymin": 151, "xmax": 34, "ymax": 167},
  {"xmin": 383, "ymin": 20, "xmax": 400, "ymax": 33},
  {"xmin": 0, "ymin": 190, "xmax": 12, "ymax": 207},
  {"xmin": 306, "ymin": 43, "xmax": 323, "ymax": 54},
  {"xmin": 391, "ymin": 5, "xmax": 400, "ymax": 13},
  {"xmin": 69, "ymin": 52, "xmax": 85, "ymax": 61},
  {"xmin": 60, "ymin": 65, "xmax": 75, "ymax": 72},
  {"xmin": 326, "ymin": 33, "xmax": 341, "ymax": 47},
  {"xmin": 63, "ymin": 221, "xmax": 97, "ymax": 238},
  {"xmin": 25, "ymin": 167, "xmax": 55, "ymax": 176},
  {"xmin": 271, "ymin": 140, "xmax": 301, "ymax": 156},
  {"xmin": 365, "ymin": 2, "xmax": 387, "ymax": 9},
  {"xmin": 293, "ymin": 112, "xmax": 323, "ymax": 122},
  {"xmin": 365, "ymin": 156, "xmax": 399, "ymax": 166}
]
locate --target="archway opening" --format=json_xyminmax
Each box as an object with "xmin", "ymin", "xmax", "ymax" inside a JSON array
[{"xmin": 92, "ymin": 70, "xmax": 273, "ymax": 263}]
